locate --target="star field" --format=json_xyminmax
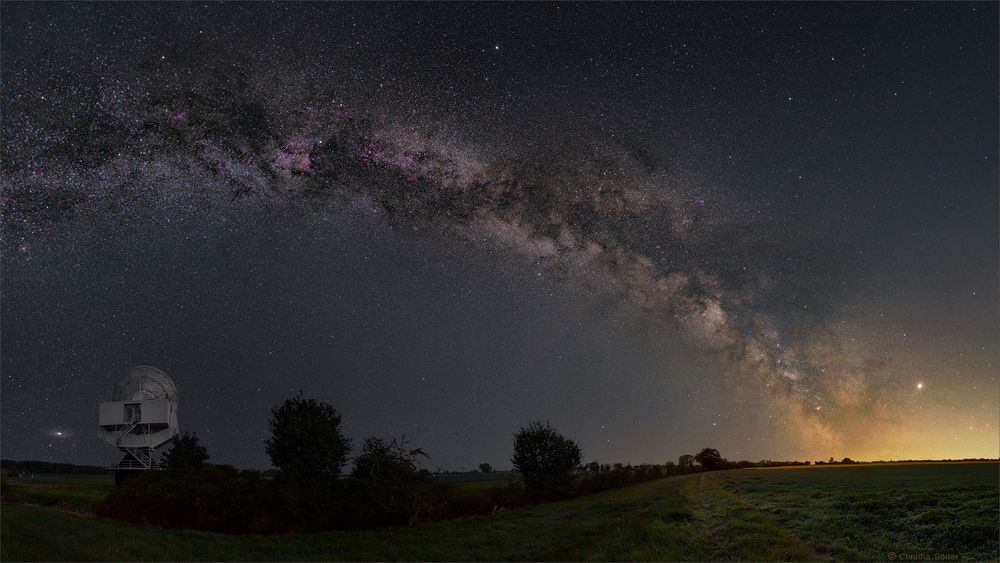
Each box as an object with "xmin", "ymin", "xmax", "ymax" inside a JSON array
[{"xmin": 1, "ymin": 3, "xmax": 997, "ymax": 469}]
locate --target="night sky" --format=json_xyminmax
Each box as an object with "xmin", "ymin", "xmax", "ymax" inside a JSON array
[{"xmin": 2, "ymin": 3, "xmax": 997, "ymax": 470}]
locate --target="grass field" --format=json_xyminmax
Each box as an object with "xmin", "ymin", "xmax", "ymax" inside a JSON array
[
  {"xmin": 4, "ymin": 474, "xmax": 114, "ymax": 513},
  {"xmin": 6, "ymin": 474, "xmax": 113, "ymax": 486},
  {"xmin": 2, "ymin": 462, "xmax": 997, "ymax": 561}
]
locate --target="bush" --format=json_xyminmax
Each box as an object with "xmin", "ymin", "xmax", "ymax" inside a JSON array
[
  {"xmin": 265, "ymin": 395, "xmax": 351, "ymax": 483},
  {"xmin": 97, "ymin": 457, "xmax": 690, "ymax": 534},
  {"xmin": 436, "ymin": 479, "xmax": 527, "ymax": 519},
  {"xmin": 511, "ymin": 421, "xmax": 582, "ymax": 500},
  {"xmin": 162, "ymin": 432, "xmax": 209, "ymax": 470},
  {"xmin": 97, "ymin": 464, "xmax": 527, "ymax": 534},
  {"xmin": 351, "ymin": 437, "xmax": 432, "ymax": 525},
  {"xmin": 576, "ymin": 463, "xmax": 671, "ymax": 495},
  {"xmin": 100, "ymin": 466, "xmax": 266, "ymax": 533},
  {"xmin": 99, "ymin": 466, "xmax": 365, "ymax": 534}
]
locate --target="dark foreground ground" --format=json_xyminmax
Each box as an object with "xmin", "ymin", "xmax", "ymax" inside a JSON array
[{"xmin": 2, "ymin": 462, "xmax": 997, "ymax": 561}]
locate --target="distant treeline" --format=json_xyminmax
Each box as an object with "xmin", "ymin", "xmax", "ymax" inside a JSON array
[
  {"xmin": 2, "ymin": 459, "xmax": 106, "ymax": 475},
  {"xmin": 4, "ymin": 455, "xmax": 995, "ymax": 480},
  {"xmin": 858, "ymin": 458, "xmax": 998, "ymax": 464}
]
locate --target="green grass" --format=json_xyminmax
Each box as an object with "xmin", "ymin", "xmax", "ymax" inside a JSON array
[
  {"xmin": 7, "ymin": 474, "xmax": 114, "ymax": 486},
  {"xmin": 2, "ymin": 462, "xmax": 997, "ymax": 561},
  {"xmin": 714, "ymin": 462, "xmax": 999, "ymax": 562},
  {"xmin": 5, "ymin": 474, "xmax": 114, "ymax": 513}
]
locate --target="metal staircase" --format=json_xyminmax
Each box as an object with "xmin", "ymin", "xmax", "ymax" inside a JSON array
[
  {"xmin": 117, "ymin": 447, "xmax": 157, "ymax": 469},
  {"xmin": 115, "ymin": 421, "xmax": 139, "ymax": 446},
  {"xmin": 107, "ymin": 422, "xmax": 159, "ymax": 470}
]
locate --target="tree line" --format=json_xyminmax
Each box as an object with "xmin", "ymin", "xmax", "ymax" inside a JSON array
[{"xmin": 98, "ymin": 394, "xmax": 852, "ymax": 534}]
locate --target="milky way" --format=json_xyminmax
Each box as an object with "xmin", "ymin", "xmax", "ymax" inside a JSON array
[{"xmin": 2, "ymin": 3, "xmax": 997, "ymax": 468}]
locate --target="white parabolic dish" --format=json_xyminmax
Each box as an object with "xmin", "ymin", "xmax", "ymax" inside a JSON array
[{"xmin": 112, "ymin": 365, "xmax": 178, "ymax": 402}]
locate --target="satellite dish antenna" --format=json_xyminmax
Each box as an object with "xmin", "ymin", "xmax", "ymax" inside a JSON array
[{"xmin": 98, "ymin": 366, "xmax": 180, "ymax": 484}]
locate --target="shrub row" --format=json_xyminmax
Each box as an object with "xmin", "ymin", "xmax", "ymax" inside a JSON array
[
  {"xmin": 577, "ymin": 463, "xmax": 674, "ymax": 495},
  {"xmin": 98, "ymin": 465, "xmax": 528, "ymax": 534},
  {"xmin": 100, "ymin": 461, "xmax": 714, "ymax": 534}
]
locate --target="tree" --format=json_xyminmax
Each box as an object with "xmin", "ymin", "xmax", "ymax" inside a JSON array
[
  {"xmin": 352, "ymin": 437, "xmax": 430, "ymax": 523},
  {"xmin": 678, "ymin": 454, "xmax": 694, "ymax": 471},
  {"xmin": 478, "ymin": 462, "xmax": 494, "ymax": 474},
  {"xmin": 511, "ymin": 421, "xmax": 582, "ymax": 499},
  {"xmin": 162, "ymin": 432, "xmax": 209, "ymax": 470},
  {"xmin": 694, "ymin": 448, "xmax": 724, "ymax": 471},
  {"xmin": 265, "ymin": 394, "xmax": 351, "ymax": 482}
]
